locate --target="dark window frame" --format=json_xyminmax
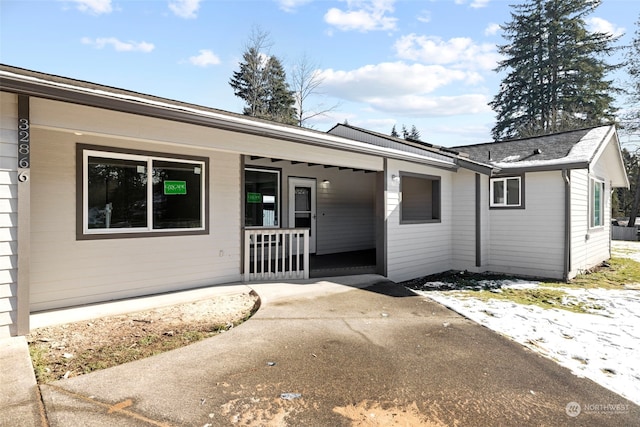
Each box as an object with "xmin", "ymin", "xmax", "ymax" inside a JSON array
[
  {"xmin": 243, "ymin": 166, "xmax": 282, "ymax": 229},
  {"xmin": 76, "ymin": 144, "xmax": 209, "ymax": 240},
  {"xmin": 399, "ymin": 171, "xmax": 442, "ymax": 224}
]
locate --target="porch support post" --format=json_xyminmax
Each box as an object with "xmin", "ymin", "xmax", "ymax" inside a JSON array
[
  {"xmin": 375, "ymin": 159, "xmax": 387, "ymax": 276},
  {"xmin": 475, "ymin": 173, "xmax": 481, "ymax": 267},
  {"xmin": 16, "ymin": 95, "xmax": 30, "ymax": 335}
]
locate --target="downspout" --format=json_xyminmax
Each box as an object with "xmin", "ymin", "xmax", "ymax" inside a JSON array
[{"xmin": 562, "ymin": 169, "xmax": 571, "ymax": 281}]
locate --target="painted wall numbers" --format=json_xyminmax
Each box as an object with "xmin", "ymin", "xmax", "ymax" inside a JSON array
[{"xmin": 18, "ymin": 95, "xmax": 30, "ymax": 169}]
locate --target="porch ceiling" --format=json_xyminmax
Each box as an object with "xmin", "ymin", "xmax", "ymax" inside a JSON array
[{"xmin": 249, "ymin": 156, "xmax": 377, "ymax": 173}]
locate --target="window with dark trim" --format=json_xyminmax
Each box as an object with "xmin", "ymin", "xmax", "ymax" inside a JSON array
[
  {"xmin": 244, "ymin": 168, "xmax": 280, "ymax": 227},
  {"xmin": 79, "ymin": 146, "xmax": 207, "ymax": 238},
  {"xmin": 590, "ymin": 178, "xmax": 605, "ymax": 228},
  {"xmin": 490, "ymin": 176, "xmax": 522, "ymax": 208},
  {"xmin": 400, "ymin": 172, "xmax": 441, "ymax": 223}
]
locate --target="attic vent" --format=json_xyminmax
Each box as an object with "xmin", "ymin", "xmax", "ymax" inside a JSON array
[{"xmin": 533, "ymin": 148, "xmax": 542, "ymax": 155}]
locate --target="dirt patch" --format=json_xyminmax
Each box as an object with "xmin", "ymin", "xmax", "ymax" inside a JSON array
[
  {"xmin": 27, "ymin": 291, "xmax": 260, "ymax": 383},
  {"xmin": 333, "ymin": 400, "xmax": 448, "ymax": 426}
]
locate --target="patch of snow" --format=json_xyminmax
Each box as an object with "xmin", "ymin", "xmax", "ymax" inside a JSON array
[
  {"xmin": 492, "ymin": 126, "xmax": 613, "ymax": 169},
  {"xmin": 413, "ymin": 243, "xmax": 640, "ymax": 405},
  {"xmin": 499, "ymin": 155, "xmax": 521, "ymax": 162}
]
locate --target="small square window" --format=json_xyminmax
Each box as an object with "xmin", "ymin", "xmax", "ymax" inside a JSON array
[
  {"xmin": 490, "ymin": 177, "xmax": 522, "ymax": 208},
  {"xmin": 400, "ymin": 173, "xmax": 441, "ymax": 224}
]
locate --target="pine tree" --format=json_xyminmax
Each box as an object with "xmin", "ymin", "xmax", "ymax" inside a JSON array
[
  {"xmin": 229, "ymin": 46, "xmax": 268, "ymax": 117},
  {"xmin": 622, "ymin": 14, "xmax": 640, "ymax": 133},
  {"xmin": 390, "ymin": 125, "xmax": 399, "ymax": 137},
  {"xmin": 263, "ymin": 56, "xmax": 296, "ymax": 125},
  {"xmin": 490, "ymin": 0, "xmax": 621, "ymax": 141},
  {"xmin": 407, "ymin": 125, "xmax": 421, "ymax": 141},
  {"xmin": 229, "ymin": 28, "xmax": 296, "ymax": 125}
]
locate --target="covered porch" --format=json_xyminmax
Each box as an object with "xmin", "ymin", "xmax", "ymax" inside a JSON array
[{"xmin": 242, "ymin": 154, "xmax": 384, "ymax": 281}]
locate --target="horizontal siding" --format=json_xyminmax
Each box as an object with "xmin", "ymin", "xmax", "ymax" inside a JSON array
[
  {"xmin": 30, "ymin": 128, "xmax": 242, "ymax": 311},
  {"xmin": 0, "ymin": 91, "xmax": 17, "ymax": 337},
  {"xmin": 569, "ymin": 168, "xmax": 612, "ymax": 277},
  {"xmin": 452, "ymin": 170, "xmax": 476, "ymax": 270},
  {"xmin": 386, "ymin": 159, "xmax": 454, "ymax": 282},
  {"xmin": 31, "ymin": 98, "xmax": 383, "ymax": 172},
  {"xmin": 486, "ymin": 171, "xmax": 565, "ymax": 279}
]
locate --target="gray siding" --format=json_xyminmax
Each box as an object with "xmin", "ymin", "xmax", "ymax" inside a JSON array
[
  {"xmin": 30, "ymin": 128, "xmax": 242, "ymax": 311},
  {"xmin": 452, "ymin": 169, "xmax": 477, "ymax": 270},
  {"xmin": 386, "ymin": 159, "xmax": 454, "ymax": 282},
  {"xmin": 0, "ymin": 92, "xmax": 17, "ymax": 337},
  {"xmin": 486, "ymin": 171, "xmax": 565, "ymax": 279}
]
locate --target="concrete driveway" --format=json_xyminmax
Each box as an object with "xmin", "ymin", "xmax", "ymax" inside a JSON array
[{"xmin": 39, "ymin": 276, "xmax": 639, "ymax": 426}]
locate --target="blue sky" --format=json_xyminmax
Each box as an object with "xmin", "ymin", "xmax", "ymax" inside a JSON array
[{"xmin": 1, "ymin": 0, "xmax": 638, "ymax": 147}]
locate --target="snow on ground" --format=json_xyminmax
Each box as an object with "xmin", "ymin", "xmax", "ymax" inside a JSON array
[{"xmin": 413, "ymin": 241, "xmax": 640, "ymax": 406}]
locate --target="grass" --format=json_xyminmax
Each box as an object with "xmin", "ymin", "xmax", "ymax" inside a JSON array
[{"xmin": 404, "ymin": 256, "xmax": 639, "ymax": 314}]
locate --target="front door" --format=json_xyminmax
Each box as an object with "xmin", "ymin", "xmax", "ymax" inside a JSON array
[{"xmin": 288, "ymin": 178, "xmax": 316, "ymax": 253}]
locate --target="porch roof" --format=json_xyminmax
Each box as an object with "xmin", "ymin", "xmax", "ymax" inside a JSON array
[{"xmin": 1, "ymin": 64, "xmax": 460, "ymax": 171}]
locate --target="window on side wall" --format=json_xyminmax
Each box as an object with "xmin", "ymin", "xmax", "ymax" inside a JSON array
[
  {"xmin": 400, "ymin": 172, "xmax": 441, "ymax": 224},
  {"xmin": 244, "ymin": 168, "xmax": 280, "ymax": 227},
  {"xmin": 590, "ymin": 178, "xmax": 605, "ymax": 228},
  {"xmin": 490, "ymin": 176, "xmax": 522, "ymax": 208},
  {"xmin": 79, "ymin": 146, "xmax": 208, "ymax": 238}
]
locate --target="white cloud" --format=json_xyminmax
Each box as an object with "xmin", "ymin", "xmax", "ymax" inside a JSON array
[
  {"xmin": 470, "ymin": 0, "xmax": 490, "ymax": 8},
  {"xmin": 70, "ymin": 0, "xmax": 112, "ymax": 14},
  {"xmin": 81, "ymin": 37, "xmax": 155, "ymax": 52},
  {"xmin": 484, "ymin": 23, "xmax": 500, "ymax": 36},
  {"xmin": 318, "ymin": 62, "xmax": 481, "ymax": 101},
  {"xmin": 324, "ymin": 0, "xmax": 397, "ymax": 32},
  {"xmin": 367, "ymin": 94, "xmax": 491, "ymax": 116},
  {"xmin": 276, "ymin": 0, "xmax": 312, "ymax": 12},
  {"xmin": 169, "ymin": 0, "xmax": 201, "ymax": 19},
  {"xmin": 587, "ymin": 17, "xmax": 625, "ymax": 37},
  {"xmin": 189, "ymin": 49, "xmax": 221, "ymax": 67},
  {"xmin": 394, "ymin": 34, "xmax": 499, "ymax": 71},
  {"xmin": 417, "ymin": 10, "xmax": 431, "ymax": 23}
]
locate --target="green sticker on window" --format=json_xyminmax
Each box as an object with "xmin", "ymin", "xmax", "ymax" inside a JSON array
[
  {"xmin": 164, "ymin": 180, "xmax": 187, "ymax": 195},
  {"xmin": 247, "ymin": 192, "xmax": 262, "ymax": 203}
]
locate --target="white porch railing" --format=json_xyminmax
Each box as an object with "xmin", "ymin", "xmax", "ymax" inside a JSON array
[{"xmin": 244, "ymin": 228, "xmax": 310, "ymax": 281}]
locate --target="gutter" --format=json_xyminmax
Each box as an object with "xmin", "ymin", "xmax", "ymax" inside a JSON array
[{"xmin": 562, "ymin": 169, "xmax": 571, "ymax": 281}]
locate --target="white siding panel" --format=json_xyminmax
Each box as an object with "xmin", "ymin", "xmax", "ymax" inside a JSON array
[
  {"xmin": 31, "ymin": 98, "xmax": 383, "ymax": 172},
  {"xmin": 452, "ymin": 169, "xmax": 476, "ymax": 270},
  {"xmin": 569, "ymin": 167, "xmax": 612, "ymax": 277},
  {"xmin": 386, "ymin": 159, "xmax": 454, "ymax": 282},
  {"xmin": 0, "ymin": 92, "xmax": 17, "ymax": 337},
  {"xmin": 29, "ymin": 128, "xmax": 242, "ymax": 311},
  {"xmin": 486, "ymin": 171, "xmax": 565, "ymax": 279}
]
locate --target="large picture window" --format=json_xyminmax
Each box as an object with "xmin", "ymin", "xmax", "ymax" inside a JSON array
[
  {"xmin": 400, "ymin": 172, "xmax": 441, "ymax": 224},
  {"xmin": 80, "ymin": 147, "xmax": 207, "ymax": 237},
  {"xmin": 245, "ymin": 168, "xmax": 280, "ymax": 227},
  {"xmin": 590, "ymin": 178, "xmax": 605, "ymax": 228},
  {"xmin": 490, "ymin": 176, "xmax": 522, "ymax": 208}
]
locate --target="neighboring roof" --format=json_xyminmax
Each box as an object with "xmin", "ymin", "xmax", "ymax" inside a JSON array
[
  {"xmin": 454, "ymin": 126, "xmax": 616, "ymax": 172},
  {"xmin": 0, "ymin": 64, "xmax": 455, "ymax": 170},
  {"xmin": 328, "ymin": 123, "xmax": 493, "ymax": 174}
]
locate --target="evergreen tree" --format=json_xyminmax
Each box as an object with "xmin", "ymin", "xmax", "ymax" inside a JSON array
[
  {"xmin": 490, "ymin": 0, "xmax": 621, "ymax": 140},
  {"xmin": 229, "ymin": 28, "xmax": 295, "ymax": 124},
  {"xmin": 229, "ymin": 46, "xmax": 268, "ymax": 117},
  {"xmin": 401, "ymin": 125, "xmax": 408, "ymax": 139},
  {"xmin": 390, "ymin": 125, "xmax": 399, "ymax": 138},
  {"xmin": 263, "ymin": 56, "xmax": 296, "ymax": 125},
  {"xmin": 621, "ymin": 14, "xmax": 640, "ymax": 133},
  {"xmin": 407, "ymin": 125, "xmax": 421, "ymax": 141}
]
